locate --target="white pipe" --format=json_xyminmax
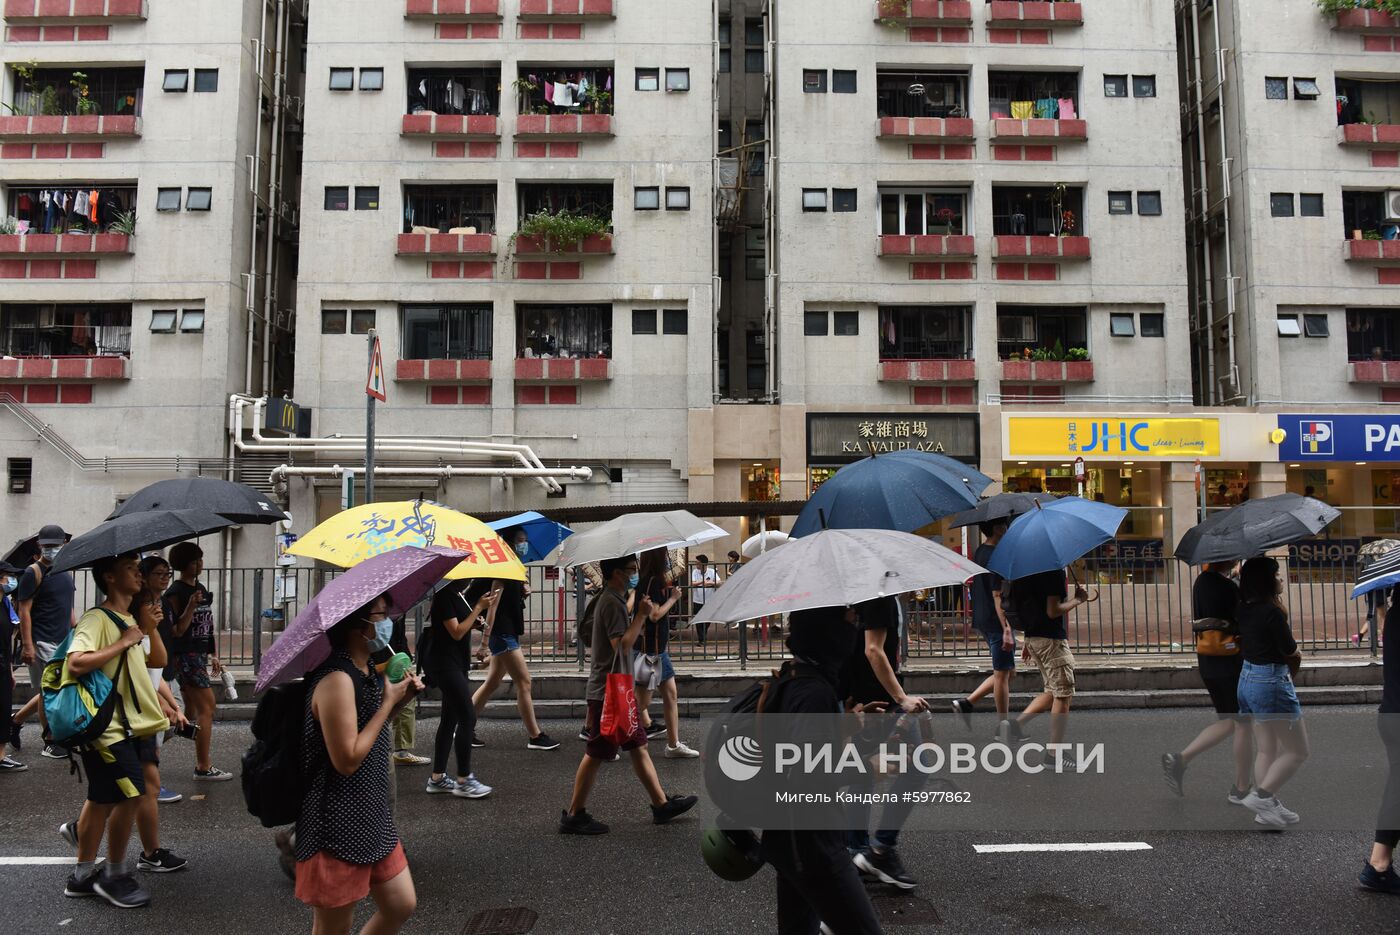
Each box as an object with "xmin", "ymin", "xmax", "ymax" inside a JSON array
[
  {"xmin": 272, "ymin": 465, "xmax": 592, "ymax": 483},
  {"xmin": 260, "ymin": 0, "xmax": 289, "ymax": 395}
]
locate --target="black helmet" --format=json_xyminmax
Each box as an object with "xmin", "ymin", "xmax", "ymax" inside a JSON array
[{"xmin": 700, "ymin": 826, "xmax": 764, "ymax": 882}]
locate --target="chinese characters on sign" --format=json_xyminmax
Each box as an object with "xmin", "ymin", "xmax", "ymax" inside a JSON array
[
  {"xmin": 856, "ymin": 419, "xmax": 931, "ymax": 441},
  {"xmin": 1006, "ymin": 417, "xmax": 1222, "ymax": 459}
]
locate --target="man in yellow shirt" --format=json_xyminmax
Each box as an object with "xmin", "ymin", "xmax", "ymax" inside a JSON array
[{"xmin": 61, "ymin": 553, "xmax": 169, "ymax": 910}]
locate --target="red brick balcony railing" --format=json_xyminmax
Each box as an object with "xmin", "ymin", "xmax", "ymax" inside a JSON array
[
  {"xmin": 873, "ymin": 0, "xmax": 972, "ymax": 25},
  {"xmin": 397, "ymin": 232, "xmax": 497, "ymax": 257},
  {"xmin": 518, "ymin": 0, "xmax": 614, "ymax": 18},
  {"xmin": 878, "ymin": 359, "xmax": 976, "ymax": 383},
  {"xmin": 0, "ymin": 355, "xmax": 129, "ymax": 380},
  {"xmin": 1001, "ymin": 359, "xmax": 1094, "ymax": 383},
  {"xmin": 3, "ymin": 0, "xmax": 145, "ymax": 20},
  {"xmin": 401, "ymin": 114, "xmax": 499, "ymax": 139},
  {"xmin": 396, "ymin": 359, "xmax": 491, "ymax": 383},
  {"xmin": 514, "ymin": 114, "xmax": 612, "ymax": 137},
  {"xmin": 513, "ymin": 232, "xmax": 613, "ymax": 256},
  {"xmin": 876, "ymin": 116, "xmax": 975, "ymax": 142},
  {"xmin": 514, "ymin": 357, "xmax": 612, "ymax": 382},
  {"xmin": 877, "ymin": 234, "xmax": 975, "ymax": 258},
  {"xmin": 989, "ymin": 118, "xmax": 1087, "ymax": 141},
  {"xmin": 0, "ymin": 233, "xmax": 132, "ymax": 256},
  {"xmin": 986, "ymin": 1, "xmax": 1082, "ymax": 27},
  {"xmin": 1351, "ymin": 360, "xmax": 1400, "ymax": 384},
  {"xmin": 404, "ymin": 0, "xmax": 501, "ymax": 19},
  {"xmin": 1334, "ymin": 8, "xmax": 1400, "ymax": 33},
  {"xmin": 992, "ymin": 235, "xmax": 1090, "ymax": 261},
  {"xmin": 0, "ymin": 114, "xmax": 140, "ymax": 140},
  {"xmin": 1345, "ymin": 239, "xmax": 1400, "ymax": 263},
  {"xmin": 1338, "ymin": 123, "xmax": 1400, "ymax": 148}
]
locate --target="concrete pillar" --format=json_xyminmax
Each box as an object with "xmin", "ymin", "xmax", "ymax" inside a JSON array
[
  {"xmin": 1166, "ymin": 461, "xmax": 1200, "ymax": 557},
  {"xmin": 1249, "ymin": 461, "xmax": 1287, "ymax": 502}
]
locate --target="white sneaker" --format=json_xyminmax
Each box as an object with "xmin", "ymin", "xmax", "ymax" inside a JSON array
[
  {"xmin": 452, "ymin": 774, "xmax": 493, "ymax": 799},
  {"xmin": 664, "ymin": 742, "xmax": 700, "ymax": 759},
  {"xmin": 1241, "ymin": 791, "xmax": 1289, "ymax": 828},
  {"xmin": 1272, "ymin": 799, "xmax": 1300, "ymax": 824},
  {"xmin": 425, "ymin": 775, "xmax": 457, "ymax": 794}
]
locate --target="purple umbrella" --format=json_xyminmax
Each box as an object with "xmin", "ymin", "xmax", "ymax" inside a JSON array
[{"xmin": 256, "ymin": 545, "xmax": 466, "ymax": 692}]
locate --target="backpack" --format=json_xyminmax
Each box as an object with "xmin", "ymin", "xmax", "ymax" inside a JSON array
[
  {"xmin": 41, "ymin": 608, "xmax": 137, "ymax": 754},
  {"xmin": 241, "ymin": 680, "xmax": 310, "ymax": 828},
  {"xmin": 1192, "ymin": 617, "xmax": 1241, "ymax": 657},
  {"xmin": 999, "ymin": 579, "xmax": 1025, "ymax": 631},
  {"xmin": 575, "ymin": 590, "xmax": 603, "ymax": 650},
  {"xmin": 703, "ymin": 660, "xmax": 827, "ymax": 791}
]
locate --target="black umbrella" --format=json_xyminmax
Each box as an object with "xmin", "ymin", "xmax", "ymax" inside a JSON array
[
  {"xmin": 2, "ymin": 535, "xmax": 39, "ymax": 568},
  {"xmin": 50, "ymin": 509, "xmax": 237, "ymax": 575},
  {"xmin": 945, "ymin": 492, "xmax": 1062, "ymax": 529},
  {"xmin": 111, "ymin": 477, "xmax": 289, "ymax": 525},
  {"xmin": 1173, "ymin": 493, "xmax": 1341, "ymax": 566}
]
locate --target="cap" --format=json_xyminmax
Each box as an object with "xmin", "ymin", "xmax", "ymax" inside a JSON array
[
  {"xmin": 36, "ymin": 524, "xmax": 69, "ymax": 545},
  {"xmin": 0, "ymin": 560, "xmax": 22, "ymax": 576}
]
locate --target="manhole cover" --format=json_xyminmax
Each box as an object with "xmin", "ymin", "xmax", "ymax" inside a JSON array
[
  {"xmin": 870, "ymin": 893, "xmax": 941, "ymax": 926},
  {"xmin": 461, "ymin": 907, "xmax": 538, "ymax": 935}
]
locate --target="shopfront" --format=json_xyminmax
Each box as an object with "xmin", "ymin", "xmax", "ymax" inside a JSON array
[
  {"xmin": 805, "ymin": 412, "xmax": 979, "ymax": 494},
  {"xmin": 1276, "ymin": 413, "xmax": 1400, "ymax": 555}
]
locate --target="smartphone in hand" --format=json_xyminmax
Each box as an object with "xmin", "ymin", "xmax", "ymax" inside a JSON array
[{"xmin": 176, "ymin": 722, "xmax": 199, "ymax": 740}]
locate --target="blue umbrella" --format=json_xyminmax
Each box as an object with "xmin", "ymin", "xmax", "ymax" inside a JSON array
[
  {"xmin": 791, "ymin": 451, "xmax": 993, "ymax": 538},
  {"xmin": 487, "ymin": 511, "xmax": 573, "ymax": 564},
  {"xmin": 985, "ymin": 496, "xmax": 1128, "ymax": 581}
]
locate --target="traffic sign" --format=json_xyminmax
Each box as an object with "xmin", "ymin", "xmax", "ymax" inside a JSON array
[{"xmin": 366, "ymin": 335, "xmax": 387, "ymax": 402}]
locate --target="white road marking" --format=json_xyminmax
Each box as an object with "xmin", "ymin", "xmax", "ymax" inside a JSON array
[
  {"xmin": 0, "ymin": 856, "xmax": 77, "ymax": 865},
  {"xmin": 973, "ymin": 842, "xmax": 1153, "ymax": 854}
]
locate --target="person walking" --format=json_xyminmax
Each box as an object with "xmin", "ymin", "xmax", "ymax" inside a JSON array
[
  {"xmin": 690, "ymin": 554, "xmax": 720, "ymax": 647},
  {"xmin": 13, "ymin": 524, "xmax": 76, "ymax": 759},
  {"xmin": 294, "ymin": 593, "xmax": 423, "ymax": 933},
  {"xmin": 164, "ymin": 542, "xmax": 230, "ymax": 781},
  {"xmin": 1360, "ymin": 587, "xmax": 1400, "ymax": 893},
  {"xmin": 469, "ymin": 526, "xmax": 559, "ymax": 752},
  {"xmin": 0, "ymin": 560, "xmax": 24, "ymax": 772},
  {"xmin": 421, "ymin": 580, "xmax": 498, "ymax": 798},
  {"xmin": 1001, "ymin": 567, "xmax": 1091, "ymax": 765},
  {"xmin": 559, "ymin": 555, "xmax": 697, "ymax": 836},
  {"xmin": 634, "ymin": 548, "xmax": 700, "ymax": 758},
  {"xmin": 137, "ymin": 556, "xmax": 187, "ymax": 803},
  {"xmin": 952, "ymin": 520, "xmax": 1015, "ymax": 731},
  {"xmin": 1161, "ymin": 561, "xmax": 1252, "ymax": 803},
  {"xmin": 1235, "ymin": 556, "xmax": 1309, "ymax": 829}
]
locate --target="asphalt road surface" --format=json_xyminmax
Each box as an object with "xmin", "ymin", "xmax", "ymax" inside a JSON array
[{"xmin": 2, "ymin": 713, "xmax": 1398, "ymax": 934}]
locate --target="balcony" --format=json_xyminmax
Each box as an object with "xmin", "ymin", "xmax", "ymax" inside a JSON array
[
  {"xmin": 2, "ymin": 0, "xmax": 145, "ymax": 20},
  {"xmin": 0, "ymin": 233, "xmax": 131, "ymax": 256},
  {"xmin": 1339, "ymin": 123, "xmax": 1400, "ymax": 148},
  {"xmin": 1334, "ymin": 7, "xmax": 1400, "ymax": 33},
  {"xmin": 0, "ymin": 355, "xmax": 129, "ymax": 380},
  {"xmin": 873, "ymin": 0, "xmax": 972, "ymax": 25},
  {"xmin": 397, "ymin": 232, "xmax": 496, "ymax": 258},
  {"xmin": 1000, "ymin": 359, "xmax": 1094, "ymax": 383},
  {"xmin": 401, "ymin": 114, "xmax": 499, "ymax": 140},
  {"xmin": 517, "ymin": 0, "xmax": 614, "ymax": 19},
  {"xmin": 985, "ymin": 1, "xmax": 1082, "ymax": 27},
  {"xmin": 0, "ymin": 114, "xmax": 139, "ymax": 140},
  {"xmin": 877, "ymin": 234, "xmax": 975, "ymax": 258},
  {"xmin": 403, "ymin": 0, "xmax": 501, "ymax": 19},
  {"xmin": 878, "ymin": 358, "xmax": 976, "ymax": 383},
  {"xmin": 513, "ymin": 232, "xmax": 613, "ymax": 256},
  {"xmin": 993, "ymin": 235, "xmax": 1090, "ymax": 261},
  {"xmin": 395, "ymin": 358, "xmax": 491, "ymax": 383},
  {"xmin": 1351, "ymin": 360, "xmax": 1400, "ymax": 384},
  {"xmin": 1345, "ymin": 239, "xmax": 1400, "ymax": 263},
  {"xmin": 989, "ymin": 118, "xmax": 1087, "ymax": 141},
  {"xmin": 514, "ymin": 114, "xmax": 612, "ymax": 138},
  {"xmin": 514, "ymin": 357, "xmax": 612, "ymax": 382},
  {"xmin": 876, "ymin": 116, "xmax": 974, "ymax": 142}
]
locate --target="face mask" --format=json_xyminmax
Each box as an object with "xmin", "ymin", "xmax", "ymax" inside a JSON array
[
  {"xmin": 365, "ymin": 617, "xmax": 394, "ymax": 653},
  {"xmin": 513, "ymin": 541, "xmax": 529, "ymax": 559},
  {"xmin": 1, "ymin": 577, "xmax": 15, "ymax": 594},
  {"xmin": 41, "ymin": 546, "xmax": 61, "ymax": 562},
  {"xmin": 627, "ymin": 573, "xmax": 640, "ymax": 590}
]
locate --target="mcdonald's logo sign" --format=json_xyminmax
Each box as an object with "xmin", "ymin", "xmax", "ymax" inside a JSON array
[{"xmin": 264, "ymin": 398, "xmax": 305, "ymax": 436}]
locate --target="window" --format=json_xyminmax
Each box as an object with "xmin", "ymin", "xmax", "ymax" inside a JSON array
[
  {"xmin": 876, "ymin": 69, "xmax": 969, "ymax": 119},
  {"xmin": 1108, "ymin": 191, "xmax": 1132, "ymax": 215},
  {"xmin": 150, "ymin": 310, "xmax": 177, "ymax": 333},
  {"xmin": 1293, "ymin": 77, "xmax": 1321, "ymax": 101},
  {"xmin": 1300, "ymin": 193, "xmax": 1324, "ymax": 217},
  {"xmin": 719, "ymin": 49, "xmax": 731, "ymax": 74},
  {"xmin": 329, "ymin": 68, "xmax": 354, "ymax": 91},
  {"xmin": 663, "ymin": 309, "xmax": 687, "ymax": 334},
  {"xmin": 193, "ymin": 69, "xmax": 219, "ymax": 93},
  {"xmin": 402, "ymin": 304, "xmax": 493, "ymax": 359},
  {"xmin": 354, "ymin": 186, "xmax": 379, "ymax": 211},
  {"xmin": 879, "ymin": 306, "xmax": 971, "ymax": 360},
  {"xmin": 518, "ymin": 182, "xmax": 613, "ymax": 223},
  {"xmin": 1110, "ymin": 313, "xmax": 1136, "ymax": 337},
  {"xmin": 408, "ymin": 66, "xmax": 502, "ymax": 117},
  {"xmin": 156, "ymin": 188, "xmax": 181, "ymax": 212},
  {"xmin": 1303, "ymin": 313, "xmax": 1329, "ymax": 338},
  {"xmin": 665, "ymin": 187, "xmax": 691, "ymax": 211},
  {"xmin": 987, "ymin": 70, "xmax": 1079, "ymax": 120},
  {"xmin": 185, "ymin": 187, "xmax": 212, "ymax": 212},
  {"xmin": 1132, "ymin": 75, "xmax": 1157, "ymax": 98},
  {"xmin": 636, "ymin": 68, "xmax": 660, "ymax": 92},
  {"xmin": 1277, "ymin": 314, "xmax": 1301, "ymax": 337},
  {"xmin": 1137, "ymin": 191, "xmax": 1163, "ymax": 216},
  {"xmin": 718, "ymin": 121, "xmax": 733, "ymax": 151},
  {"xmin": 359, "ymin": 67, "xmax": 383, "ymax": 91},
  {"xmin": 665, "ymin": 69, "xmax": 690, "ymax": 92},
  {"xmin": 634, "ymin": 187, "xmax": 660, "ymax": 211},
  {"xmin": 719, "ymin": 19, "xmax": 731, "ymax": 45},
  {"xmin": 516, "ymin": 304, "xmax": 611, "ymax": 358},
  {"xmin": 180, "ymin": 309, "xmax": 205, "ymax": 333},
  {"xmin": 833, "ymin": 311, "xmax": 859, "ymax": 336},
  {"xmin": 745, "ymin": 255, "xmax": 765, "ymax": 280},
  {"xmin": 832, "ymin": 70, "xmax": 857, "ymax": 94},
  {"xmin": 325, "ymin": 186, "xmax": 350, "ymax": 211},
  {"xmin": 1, "ymin": 303, "xmax": 133, "ymax": 356},
  {"xmin": 1104, "ymin": 75, "xmax": 1128, "ymax": 98},
  {"xmin": 1270, "ymin": 193, "xmax": 1295, "ymax": 218},
  {"xmin": 996, "ymin": 305, "xmax": 1088, "ymax": 359},
  {"xmin": 745, "ymin": 50, "xmax": 765, "ymax": 73},
  {"xmin": 321, "ymin": 310, "xmax": 347, "ymax": 334},
  {"xmin": 1265, "ymin": 77, "xmax": 1288, "ymax": 100},
  {"xmin": 402, "ymin": 183, "xmax": 496, "ymax": 234},
  {"xmin": 1140, "ymin": 313, "xmax": 1165, "ymax": 338},
  {"xmin": 833, "ymin": 189, "xmax": 857, "ymax": 213},
  {"xmin": 881, "ymin": 189, "xmax": 968, "ymax": 235},
  {"xmin": 351, "ymin": 310, "xmax": 376, "ymax": 334},
  {"xmin": 632, "ymin": 309, "xmax": 657, "ymax": 334},
  {"xmin": 802, "ymin": 189, "xmax": 828, "ymax": 212},
  {"xmin": 803, "ymin": 69, "xmax": 827, "ymax": 94},
  {"xmin": 1348, "ymin": 308, "xmax": 1400, "ymax": 360},
  {"xmin": 804, "ymin": 311, "xmax": 828, "ymax": 336},
  {"xmin": 7, "ymin": 458, "xmax": 31, "ymax": 495},
  {"xmin": 162, "ymin": 70, "xmax": 188, "ymax": 92},
  {"xmin": 991, "ymin": 186, "xmax": 1085, "ymax": 236},
  {"xmin": 745, "ymin": 19, "xmax": 764, "ymax": 46}
]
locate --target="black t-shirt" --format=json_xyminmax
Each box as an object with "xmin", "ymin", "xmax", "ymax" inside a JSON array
[
  {"xmin": 164, "ymin": 579, "xmax": 215, "ymax": 654},
  {"xmin": 15, "ymin": 563, "xmax": 75, "ymax": 646},
  {"xmin": 465, "ymin": 578, "xmax": 525, "ymax": 639},
  {"xmin": 1017, "ymin": 570, "xmax": 1068, "ymax": 640},
  {"xmin": 1192, "ymin": 570, "xmax": 1243, "ymax": 679},
  {"xmin": 425, "ymin": 584, "xmax": 474, "ymax": 671},
  {"xmin": 635, "ymin": 575, "xmax": 671, "ymax": 655},
  {"xmin": 1382, "ymin": 600, "xmax": 1399, "ymax": 715},
  {"xmin": 970, "ymin": 543, "xmax": 1005, "ymax": 638},
  {"xmin": 1236, "ymin": 601, "xmax": 1297, "ymax": 666},
  {"xmin": 840, "ymin": 597, "xmax": 901, "ymax": 705}
]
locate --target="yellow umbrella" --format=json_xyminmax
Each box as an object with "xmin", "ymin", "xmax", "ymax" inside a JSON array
[{"xmin": 286, "ymin": 500, "xmax": 526, "ymax": 582}]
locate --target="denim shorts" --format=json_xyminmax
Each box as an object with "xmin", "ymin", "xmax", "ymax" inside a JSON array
[
  {"xmin": 979, "ymin": 628, "xmax": 1016, "ymax": 672},
  {"xmin": 658, "ymin": 650, "xmax": 675, "ymax": 683},
  {"xmin": 1237, "ymin": 661, "xmax": 1302, "ymax": 720},
  {"xmin": 488, "ymin": 632, "xmax": 521, "ymax": 656}
]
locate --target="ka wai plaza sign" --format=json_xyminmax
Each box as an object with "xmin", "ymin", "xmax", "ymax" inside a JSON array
[
  {"xmin": 1007, "ymin": 416, "xmax": 1223, "ymax": 459},
  {"xmin": 806, "ymin": 413, "xmax": 979, "ymax": 465}
]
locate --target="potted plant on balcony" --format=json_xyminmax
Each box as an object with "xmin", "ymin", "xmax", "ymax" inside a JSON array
[
  {"xmin": 877, "ymin": 0, "xmax": 911, "ymax": 27},
  {"xmin": 70, "ymin": 72, "xmax": 100, "ymax": 116},
  {"xmin": 109, "ymin": 211, "xmax": 137, "ymax": 237},
  {"xmin": 512, "ymin": 77, "xmax": 539, "ymax": 114},
  {"xmin": 1317, "ymin": 1, "xmax": 1400, "ymax": 18},
  {"xmin": 583, "ymin": 86, "xmax": 612, "ymax": 115},
  {"xmin": 503, "ymin": 209, "xmax": 612, "ymax": 268}
]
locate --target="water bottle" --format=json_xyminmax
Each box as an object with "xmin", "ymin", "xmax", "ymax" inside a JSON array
[{"xmin": 219, "ymin": 667, "xmax": 238, "ymax": 701}]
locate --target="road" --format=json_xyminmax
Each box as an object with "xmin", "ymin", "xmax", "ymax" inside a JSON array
[{"xmin": 1, "ymin": 714, "xmax": 1397, "ymax": 934}]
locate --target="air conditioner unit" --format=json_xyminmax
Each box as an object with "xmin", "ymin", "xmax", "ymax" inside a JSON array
[{"xmin": 1385, "ymin": 190, "xmax": 1400, "ymax": 222}]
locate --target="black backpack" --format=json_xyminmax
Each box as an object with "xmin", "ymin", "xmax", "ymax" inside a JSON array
[
  {"xmin": 703, "ymin": 661, "xmax": 827, "ymax": 788},
  {"xmin": 241, "ymin": 680, "xmax": 310, "ymax": 828},
  {"xmin": 999, "ymin": 579, "xmax": 1026, "ymax": 631}
]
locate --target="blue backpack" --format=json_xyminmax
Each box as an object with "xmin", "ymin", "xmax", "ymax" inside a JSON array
[{"xmin": 41, "ymin": 608, "xmax": 137, "ymax": 753}]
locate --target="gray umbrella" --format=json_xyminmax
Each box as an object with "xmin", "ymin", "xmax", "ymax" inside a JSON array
[
  {"xmin": 547, "ymin": 509, "xmax": 726, "ymax": 568},
  {"xmin": 1173, "ymin": 493, "xmax": 1341, "ymax": 566},
  {"xmin": 49, "ymin": 509, "xmax": 237, "ymax": 575},
  {"xmin": 692, "ymin": 528, "xmax": 987, "ymax": 625},
  {"xmin": 945, "ymin": 492, "xmax": 1061, "ymax": 529}
]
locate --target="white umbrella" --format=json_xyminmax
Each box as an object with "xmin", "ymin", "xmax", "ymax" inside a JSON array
[
  {"xmin": 741, "ymin": 530, "xmax": 790, "ymax": 559},
  {"xmin": 548, "ymin": 509, "xmax": 726, "ymax": 568}
]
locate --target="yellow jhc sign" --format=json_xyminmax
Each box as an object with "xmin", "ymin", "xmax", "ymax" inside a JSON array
[{"xmin": 1008, "ymin": 417, "xmax": 1222, "ymax": 459}]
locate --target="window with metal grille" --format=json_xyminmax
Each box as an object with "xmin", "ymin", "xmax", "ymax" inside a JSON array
[
  {"xmin": 401, "ymin": 304, "xmax": 493, "ymax": 360},
  {"xmin": 8, "ymin": 458, "xmax": 32, "ymax": 495},
  {"xmin": 879, "ymin": 306, "xmax": 972, "ymax": 360},
  {"xmin": 516, "ymin": 304, "xmax": 612, "ymax": 359}
]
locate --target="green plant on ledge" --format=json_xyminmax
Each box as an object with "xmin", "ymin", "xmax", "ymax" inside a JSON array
[
  {"xmin": 109, "ymin": 211, "xmax": 137, "ymax": 236},
  {"xmin": 70, "ymin": 71, "xmax": 100, "ymax": 116},
  {"xmin": 1317, "ymin": 0, "xmax": 1400, "ymax": 17},
  {"xmin": 1017, "ymin": 340, "xmax": 1088, "ymax": 363},
  {"xmin": 502, "ymin": 209, "xmax": 611, "ymax": 266},
  {"xmin": 511, "ymin": 77, "xmax": 539, "ymax": 113},
  {"xmin": 1066, "ymin": 346, "xmax": 1089, "ymax": 361},
  {"xmin": 876, "ymin": 0, "xmax": 910, "ymax": 28},
  {"xmin": 0, "ymin": 216, "xmax": 19, "ymax": 235}
]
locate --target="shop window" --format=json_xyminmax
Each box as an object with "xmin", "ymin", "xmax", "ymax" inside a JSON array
[
  {"xmin": 804, "ymin": 311, "xmax": 828, "ymax": 336},
  {"xmin": 833, "ymin": 311, "xmax": 859, "ymax": 336},
  {"xmin": 833, "ymin": 70, "xmax": 857, "ymax": 94},
  {"xmin": 1265, "ymin": 77, "xmax": 1288, "ymax": 100},
  {"xmin": 354, "ymin": 186, "xmax": 379, "ymax": 211},
  {"xmin": 636, "ymin": 68, "xmax": 660, "ymax": 92},
  {"xmin": 359, "ymin": 68, "xmax": 384, "ymax": 92},
  {"xmin": 665, "ymin": 69, "xmax": 691, "ymax": 92},
  {"xmin": 351, "ymin": 310, "xmax": 376, "ymax": 334},
  {"xmin": 1277, "ymin": 314, "xmax": 1301, "ymax": 337},
  {"xmin": 803, "ymin": 70, "xmax": 827, "ymax": 94},
  {"xmin": 802, "ymin": 189, "xmax": 828, "ymax": 212},
  {"xmin": 186, "ymin": 188, "xmax": 212, "ymax": 212},
  {"xmin": 7, "ymin": 458, "xmax": 31, "ymax": 495},
  {"xmin": 1303, "ymin": 313, "xmax": 1329, "ymax": 338},
  {"xmin": 1104, "ymin": 75, "xmax": 1127, "ymax": 98},
  {"xmin": 321, "ymin": 309, "xmax": 347, "ymax": 334},
  {"xmin": 1110, "ymin": 313, "xmax": 1136, "ymax": 337},
  {"xmin": 1132, "ymin": 75, "xmax": 1157, "ymax": 98},
  {"xmin": 1270, "ymin": 193, "xmax": 1294, "ymax": 218},
  {"xmin": 156, "ymin": 188, "xmax": 181, "ymax": 212},
  {"xmin": 325, "ymin": 186, "xmax": 349, "ymax": 211},
  {"xmin": 1140, "ymin": 313, "xmax": 1165, "ymax": 338},
  {"xmin": 180, "ymin": 309, "xmax": 205, "ymax": 333},
  {"xmin": 150, "ymin": 309, "xmax": 177, "ymax": 333},
  {"xmin": 634, "ymin": 187, "xmax": 660, "ymax": 211},
  {"xmin": 163, "ymin": 70, "xmax": 188, "ymax": 93},
  {"xmin": 402, "ymin": 304, "xmax": 493, "ymax": 359},
  {"xmin": 516, "ymin": 304, "xmax": 611, "ymax": 359},
  {"xmin": 663, "ymin": 309, "xmax": 687, "ymax": 335},
  {"xmin": 1300, "ymin": 193, "xmax": 1324, "ymax": 217},
  {"xmin": 632, "ymin": 309, "xmax": 657, "ymax": 334},
  {"xmin": 1137, "ymin": 192, "xmax": 1162, "ymax": 217},
  {"xmin": 833, "ymin": 189, "xmax": 857, "ymax": 213},
  {"xmin": 1108, "ymin": 191, "xmax": 1132, "ymax": 215},
  {"xmin": 193, "ymin": 69, "xmax": 219, "ymax": 93},
  {"xmin": 665, "ymin": 187, "xmax": 691, "ymax": 211}
]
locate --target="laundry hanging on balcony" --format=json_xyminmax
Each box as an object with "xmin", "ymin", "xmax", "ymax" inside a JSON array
[
  {"xmin": 1058, "ymin": 98, "xmax": 1077, "ymax": 119},
  {"xmin": 1010, "ymin": 100, "xmax": 1034, "ymax": 119}
]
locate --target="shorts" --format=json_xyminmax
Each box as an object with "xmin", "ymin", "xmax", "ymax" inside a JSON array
[
  {"xmin": 487, "ymin": 632, "xmax": 521, "ymax": 656},
  {"xmin": 1025, "ymin": 637, "xmax": 1075, "ymax": 699},
  {"xmin": 26, "ymin": 638, "xmax": 58, "ymax": 704},
  {"xmin": 295, "ymin": 841, "xmax": 408, "ymax": 909},
  {"xmin": 584, "ymin": 697, "xmax": 648, "ymax": 761},
  {"xmin": 80, "ymin": 736, "xmax": 155, "ymax": 804},
  {"xmin": 176, "ymin": 652, "xmax": 211, "ymax": 690},
  {"xmin": 1201, "ymin": 674, "xmax": 1242, "ymax": 716},
  {"xmin": 1237, "ymin": 661, "xmax": 1302, "ymax": 721},
  {"xmin": 979, "ymin": 628, "xmax": 1016, "ymax": 672}
]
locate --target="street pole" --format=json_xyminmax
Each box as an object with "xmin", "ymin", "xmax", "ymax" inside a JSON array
[{"xmin": 365, "ymin": 329, "xmax": 376, "ymax": 504}]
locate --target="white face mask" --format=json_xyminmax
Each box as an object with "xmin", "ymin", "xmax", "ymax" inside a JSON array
[{"xmin": 41, "ymin": 546, "xmax": 62, "ymax": 562}]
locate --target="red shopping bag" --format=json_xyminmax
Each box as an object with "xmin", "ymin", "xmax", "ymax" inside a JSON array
[{"xmin": 599, "ymin": 670, "xmax": 639, "ymax": 746}]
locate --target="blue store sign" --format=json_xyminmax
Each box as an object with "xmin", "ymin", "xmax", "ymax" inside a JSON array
[{"xmin": 1277, "ymin": 414, "xmax": 1400, "ymax": 462}]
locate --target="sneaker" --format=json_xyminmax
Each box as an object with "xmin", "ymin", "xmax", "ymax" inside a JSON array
[
  {"xmin": 64, "ymin": 870, "xmax": 97, "ymax": 899},
  {"xmin": 452, "ymin": 774, "xmax": 492, "ymax": 799},
  {"xmin": 559, "ymin": 808, "xmax": 609, "ymax": 835},
  {"xmin": 157, "ymin": 787, "xmax": 183, "ymax": 804},
  {"xmin": 527, "ymin": 733, "xmax": 560, "ymax": 751},
  {"xmin": 1272, "ymin": 799, "xmax": 1301, "ymax": 825},
  {"xmin": 1161, "ymin": 753, "xmax": 1185, "ymax": 797},
  {"xmin": 425, "ymin": 775, "xmax": 457, "ymax": 795},
  {"xmin": 651, "ymin": 793, "xmax": 699, "ymax": 825},
  {"xmin": 58, "ymin": 820, "xmax": 79, "ymax": 849},
  {"xmin": 92, "ymin": 872, "xmax": 151, "ymax": 909},
  {"xmin": 1228, "ymin": 786, "xmax": 1250, "ymax": 806},
  {"xmin": 470, "ymin": 735, "xmax": 486, "ymax": 749},
  {"xmin": 391, "ymin": 751, "xmax": 431, "ymax": 766},
  {"xmin": 9, "ymin": 719, "xmax": 21, "ymax": 750},
  {"xmin": 854, "ymin": 846, "xmax": 919, "ymax": 890},
  {"xmin": 137, "ymin": 848, "xmax": 188, "ymax": 873},
  {"xmin": 42, "ymin": 743, "xmax": 68, "ymax": 760},
  {"xmin": 192, "ymin": 767, "xmax": 233, "ymax": 782},
  {"xmin": 1360, "ymin": 861, "xmax": 1400, "ymax": 894},
  {"xmin": 1241, "ymin": 791, "xmax": 1290, "ymax": 828},
  {"xmin": 997, "ymin": 719, "xmax": 1027, "ymax": 746},
  {"xmin": 578, "ymin": 727, "xmax": 591, "ymax": 742},
  {"xmin": 951, "ymin": 699, "xmax": 974, "ymax": 730},
  {"xmin": 645, "ymin": 721, "xmax": 667, "ymax": 740},
  {"xmin": 0, "ymin": 755, "xmax": 27, "ymax": 772},
  {"xmin": 664, "ymin": 742, "xmax": 701, "ymax": 759}
]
